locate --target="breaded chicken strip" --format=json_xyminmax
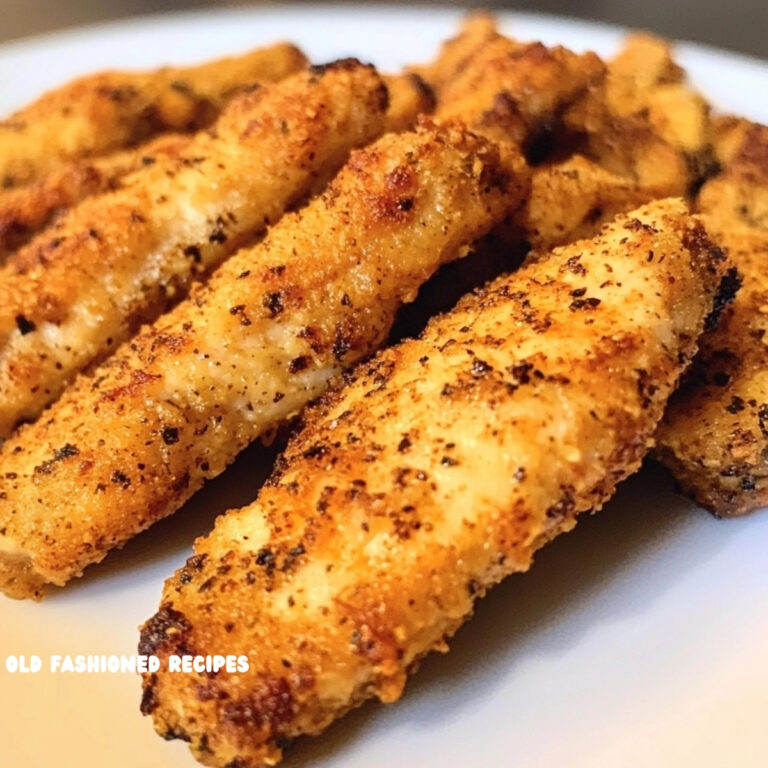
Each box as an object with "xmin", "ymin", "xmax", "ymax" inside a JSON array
[
  {"xmin": 698, "ymin": 120, "xmax": 768, "ymax": 230},
  {"xmin": 0, "ymin": 121, "xmax": 527, "ymax": 599},
  {"xmin": 0, "ymin": 133, "xmax": 188, "ymax": 260},
  {"xmin": 139, "ymin": 200, "xmax": 727, "ymax": 768},
  {"xmin": 656, "ymin": 122, "xmax": 768, "ymax": 515},
  {"xmin": 381, "ymin": 74, "xmax": 435, "ymax": 133},
  {"xmin": 0, "ymin": 43, "xmax": 306, "ymax": 188},
  {"xmin": 606, "ymin": 33, "xmax": 711, "ymax": 157},
  {"xmin": 0, "ymin": 73, "xmax": 432, "ymax": 262},
  {"xmin": 435, "ymin": 35, "xmax": 605, "ymax": 152},
  {"xmin": 0, "ymin": 61, "xmax": 388, "ymax": 439},
  {"xmin": 410, "ymin": 13, "xmax": 501, "ymax": 95},
  {"xmin": 564, "ymin": 34, "xmax": 712, "ymax": 195},
  {"xmin": 511, "ymin": 153, "xmax": 674, "ymax": 249},
  {"xmin": 564, "ymin": 93, "xmax": 691, "ymax": 196}
]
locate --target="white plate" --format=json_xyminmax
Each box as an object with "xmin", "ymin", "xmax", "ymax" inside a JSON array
[{"xmin": 1, "ymin": 7, "xmax": 767, "ymax": 768}]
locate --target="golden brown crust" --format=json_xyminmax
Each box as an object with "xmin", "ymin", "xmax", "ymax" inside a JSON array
[
  {"xmin": 605, "ymin": 33, "xmax": 710, "ymax": 155},
  {"xmin": 0, "ymin": 121, "xmax": 527, "ymax": 598},
  {"xmin": 0, "ymin": 133, "xmax": 188, "ymax": 260},
  {"xmin": 435, "ymin": 36, "xmax": 606, "ymax": 152},
  {"xmin": 562, "ymin": 33, "xmax": 713, "ymax": 197},
  {"xmin": 381, "ymin": 73, "xmax": 435, "ymax": 134},
  {"xmin": 409, "ymin": 13, "xmax": 502, "ymax": 95},
  {"xmin": 0, "ymin": 43, "xmax": 307, "ymax": 188},
  {"xmin": 510, "ymin": 153, "xmax": 673, "ymax": 249},
  {"xmin": 656, "ymin": 122, "xmax": 768, "ymax": 516},
  {"xmin": 0, "ymin": 62, "xmax": 389, "ymax": 439},
  {"xmin": 140, "ymin": 200, "xmax": 726, "ymax": 768}
]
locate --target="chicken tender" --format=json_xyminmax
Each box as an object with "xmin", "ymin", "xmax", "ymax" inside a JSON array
[
  {"xmin": 436, "ymin": 35, "xmax": 605, "ymax": 152},
  {"xmin": 511, "ymin": 153, "xmax": 673, "ymax": 249},
  {"xmin": 139, "ymin": 199, "xmax": 727, "ymax": 768},
  {"xmin": 564, "ymin": 94, "xmax": 691, "ymax": 195},
  {"xmin": 381, "ymin": 73, "xmax": 435, "ymax": 133},
  {"xmin": 698, "ymin": 120, "xmax": 768, "ymax": 230},
  {"xmin": 606, "ymin": 33, "xmax": 711, "ymax": 156},
  {"xmin": 410, "ymin": 13, "xmax": 501, "ymax": 95},
  {"xmin": 0, "ymin": 120, "xmax": 527, "ymax": 599},
  {"xmin": 0, "ymin": 133, "xmax": 188, "ymax": 260},
  {"xmin": 656, "ymin": 122, "xmax": 768, "ymax": 515},
  {"xmin": 563, "ymin": 34, "xmax": 712, "ymax": 195},
  {"xmin": 0, "ymin": 42, "xmax": 307, "ymax": 188},
  {"xmin": 0, "ymin": 61, "xmax": 388, "ymax": 438}
]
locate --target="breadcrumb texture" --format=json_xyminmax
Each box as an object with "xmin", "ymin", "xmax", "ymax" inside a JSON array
[
  {"xmin": 0, "ymin": 42, "xmax": 307, "ymax": 187},
  {"xmin": 0, "ymin": 133, "xmax": 189, "ymax": 260},
  {"xmin": 140, "ymin": 199, "xmax": 726, "ymax": 768},
  {"xmin": 0, "ymin": 121, "xmax": 527, "ymax": 599},
  {"xmin": 435, "ymin": 34, "xmax": 605, "ymax": 149},
  {"xmin": 0, "ymin": 61, "xmax": 389, "ymax": 438},
  {"xmin": 656, "ymin": 121, "xmax": 768, "ymax": 515}
]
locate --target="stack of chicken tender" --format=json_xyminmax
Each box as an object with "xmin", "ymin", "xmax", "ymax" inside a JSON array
[{"xmin": 0, "ymin": 13, "xmax": 764, "ymax": 768}]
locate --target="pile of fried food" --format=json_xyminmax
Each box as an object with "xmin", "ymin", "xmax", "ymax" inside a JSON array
[{"xmin": 0, "ymin": 12, "xmax": 765, "ymax": 767}]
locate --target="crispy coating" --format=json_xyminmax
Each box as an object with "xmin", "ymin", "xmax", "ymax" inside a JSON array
[
  {"xmin": 0, "ymin": 71, "xmax": 432, "ymax": 260},
  {"xmin": 511, "ymin": 153, "xmax": 672, "ymax": 249},
  {"xmin": 436, "ymin": 36, "xmax": 606, "ymax": 150},
  {"xmin": 656, "ymin": 122, "xmax": 768, "ymax": 515},
  {"xmin": 562, "ymin": 33, "xmax": 713, "ymax": 196},
  {"xmin": 0, "ymin": 42, "xmax": 307, "ymax": 188},
  {"xmin": 0, "ymin": 62, "xmax": 389, "ymax": 439},
  {"xmin": 381, "ymin": 74, "xmax": 435, "ymax": 133},
  {"xmin": 564, "ymin": 93, "xmax": 691, "ymax": 195},
  {"xmin": 606, "ymin": 33, "xmax": 711, "ymax": 155},
  {"xmin": 410, "ymin": 13, "xmax": 501, "ymax": 95},
  {"xmin": 698, "ymin": 120, "xmax": 768, "ymax": 230},
  {"xmin": 0, "ymin": 133, "xmax": 188, "ymax": 260},
  {"xmin": 0, "ymin": 121, "xmax": 527, "ymax": 599},
  {"xmin": 140, "ymin": 200, "xmax": 726, "ymax": 768}
]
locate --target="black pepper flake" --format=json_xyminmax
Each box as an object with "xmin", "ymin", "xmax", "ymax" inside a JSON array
[
  {"xmin": 333, "ymin": 333, "xmax": 350, "ymax": 359},
  {"xmin": 302, "ymin": 443, "xmax": 329, "ymax": 460},
  {"xmin": 471, "ymin": 358, "xmax": 493, "ymax": 377},
  {"xmin": 262, "ymin": 292, "xmax": 284, "ymax": 317},
  {"xmin": 111, "ymin": 470, "xmax": 131, "ymax": 488},
  {"xmin": 508, "ymin": 362, "xmax": 532, "ymax": 384},
  {"xmin": 15, "ymin": 314, "xmax": 36, "ymax": 335},
  {"xmin": 162, "ymin": 426, "xmax": 180, "ymax": 445},
  {"xmin": 183, "ymin": 245, "xmax": 202, "ymax": 263},
  {"xmin": 256, "ymin": 548, "xmax": 276, "ymax": 576},
  {"xmin": 289, "ymin": 356, "xmax": 310, "ymax": 374},
  {"xmin": 441, "ymin": 456, "xmax": 459, "ymax": 467},
  {"xmin": 397, "ymin": 436, "xmax": 411, "ymax": 452},
  {"xmin": 726, "ymin": 396, "xmax": 746, "ymax": 414},
  {"xmin": 34, "ymin": 443, "xmax": 80, "ymax": 475},
  {"xmin": 569, "ymin": 297, "xmax": 601, "ymax": 311},
  {"xmin": 741, "ymin": 476, "xmax": 757, "ymax": 491}
]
